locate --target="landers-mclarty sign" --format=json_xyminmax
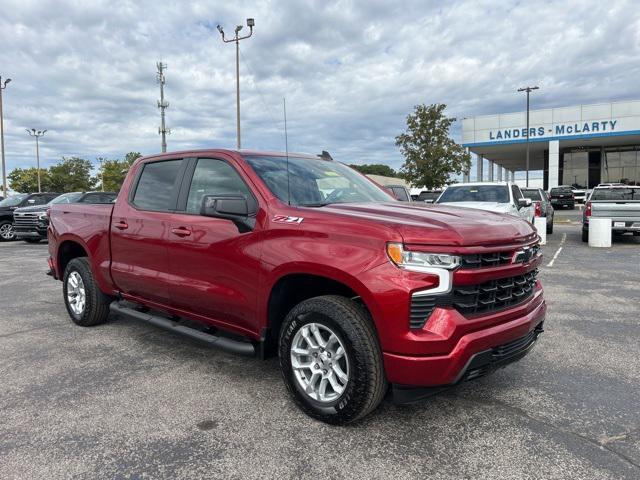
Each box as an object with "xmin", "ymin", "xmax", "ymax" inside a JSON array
[{"xmin": 489, "ymin": 120, "xmax": 618, "ymax": 141}]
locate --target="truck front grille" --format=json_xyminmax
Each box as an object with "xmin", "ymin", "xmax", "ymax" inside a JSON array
[
  {"xmin": 409, "ymin": 269, "xmax": 539, "ymax": 329},
  {"xmin": 460, "ymin": 244, "xmax": 540, "ymax": 269},
  {"xmin": 13, "ymin": 212, "xmax": 39, "ymax": 227}
]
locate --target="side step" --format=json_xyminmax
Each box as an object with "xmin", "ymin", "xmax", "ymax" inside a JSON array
[{"xmin": 109, "ymin": 302, "xmax": 256, "ymax": 356}]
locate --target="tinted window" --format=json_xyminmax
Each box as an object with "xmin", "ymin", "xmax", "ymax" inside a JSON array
[
  {"xmin": 511, "ymin": 185, "xmax": 524, "ymax": 203},
  {"xmin": 50, "ymin": 192, "xmax": 83, "ymax": 204},
  {"xmin": 80, "ymin": 193, "xmax": 117, "ymax": 204},
  {"xmin": 390, "ymin": 186, "xmax": 409, "ymax": 201},
  {"xmin": 437, "ymin": 185, "xmax": 509, "ymax": 203},
  {"xmin": 186, "ymin": 158, "xmax": 252, "ymax": 214},
  {"xmin": 244, "ymin": 155, "xmax": 392, "ymax": 206},
  {"xmin": 521, "ymin": 189, "xmax": 542, "ymax": 201},
  {"xmin": 550, "ymin": 187, "xmax": 572, "ymax": 195},
  {"xmin": 27, "ymin": 195, "xmax": 51, "ymax": 206},
  {"xmin": 418, "ymin": 191, "xmax": 441, "ymax": 201},
  {"xmin": 133, "ymin": 160, "xmax": 182, "ymax": 210},
  {"xmin": 0, "ymin": 194, "xmax": 28, "ymax": 207},
  {"xmin": 590, "ymin": 188, "xmax": 638, "ymax": 201}
]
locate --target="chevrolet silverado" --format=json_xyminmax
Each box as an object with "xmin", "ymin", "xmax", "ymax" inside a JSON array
[{"xmin": 48, "ymin": 149, "xmax": 546, "ymax": 424}]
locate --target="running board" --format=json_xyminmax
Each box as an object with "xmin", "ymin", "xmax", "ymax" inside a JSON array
[{"xmin": 109, "ymin": 302, "xmax": 256, "ymax": 356}]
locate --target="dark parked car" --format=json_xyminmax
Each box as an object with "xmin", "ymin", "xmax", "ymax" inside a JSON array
[
  {"xmin": 522, "ymin": 188, "xmax": 554, "ymax": 234},
  {"xmin": 0, "ymin": 192, "xmax": 61, "ymax": 241},
  {"xmin": 413, "ymin": 190, "xmax": 442, "ymax": 203},
  {"xmin": 549, "ymin": 186, "xmax": 575, "ymax": 209},
  {"xmin": 13, "ymin": 191, "xmax": 117, "ymax": 243}
]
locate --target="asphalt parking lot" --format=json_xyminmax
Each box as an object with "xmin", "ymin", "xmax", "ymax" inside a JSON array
[{"xmin": 1, "ymin": 224, "xmax": 639, "ymax": 479}]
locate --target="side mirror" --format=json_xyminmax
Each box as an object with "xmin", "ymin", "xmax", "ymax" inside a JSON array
[
  {"xmin": 423, "ymin": 199, "xmax": 435, "ymax": 204},
  {"xmin": 517, "ymin": 198, "xmax": 532, "ymax": 209},
  {"xmin": 200, "ymin": 195, "xmax": 255, "ymax": 233}
]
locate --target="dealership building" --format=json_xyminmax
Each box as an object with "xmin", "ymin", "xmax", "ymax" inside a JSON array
[{"xmin": 461, "ymin": 100, "xmax": 640, "ymax": 189}]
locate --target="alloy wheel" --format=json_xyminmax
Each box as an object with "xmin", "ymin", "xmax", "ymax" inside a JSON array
[{"xmin": 66, "ymin": 271, "xmax": 86, "ymax": 315}]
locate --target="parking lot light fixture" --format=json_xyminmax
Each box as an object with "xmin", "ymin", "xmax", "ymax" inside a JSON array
[
  {"xmin": 216, "ymin": 18, "xmax": 255, "ymax": 150},
  {"xmin": 26, "ymin": 128, "xmax": 47, "ymax": 193},
  {"xmin": 0, "ymin": 76, "xmax": 10, "ymax": 198},
  {"xmin": 517, "ymin": 85, "xmax": 540, "ymax": 187}
]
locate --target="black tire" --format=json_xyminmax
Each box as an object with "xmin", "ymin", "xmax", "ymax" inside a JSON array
[
  {"xmin": 581, "ymin": 229, "xmax": 588, "ymax": 242},
  {"xmin": 63, "ymin": 257, "xmax": 112, "ymax": 327},
  {"xmin": 23, "ymin": 238, "xmax": 41, "ymax": 244},
  {"xmin": 0, "ymin": 220, "xmax": 15, "ymax": 241},
  {"xmin": 279, "ymin": 295, "xmax": 386, "ymax": 425},
  {"xmin": 547, "ymin": 218, "xmax": 553, "ymax": 234}
]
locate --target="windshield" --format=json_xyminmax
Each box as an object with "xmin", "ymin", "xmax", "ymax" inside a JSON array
[
  {"xmin": 243, "ymin": 155, "xmax": 393, "ymax": 206},
  {"xmin": 0, "ymin": 194, "xmax": 28, "ymax": 207},
  {"xmin": 50, "ymin": 192, "xmax": 83, "ymax": 205},
  {"xmin": 590, "ymin": 188, "xmax": 638, "ymax": 201},
  {"xmin": 418, "ymin": 191, "xmax": 441, "ymax": 201},
  {"xmin": 437, "ymin": 185, "xmax": 509, "ymax": 203},
  {"xmin": 522, "ymin": 189, "xmax": 543, "ymax": 201}
]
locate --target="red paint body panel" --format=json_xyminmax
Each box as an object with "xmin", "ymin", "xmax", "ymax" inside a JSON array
[{"xmin": 48, "ymin": 148, "xmax": 547, "ymax": 388}]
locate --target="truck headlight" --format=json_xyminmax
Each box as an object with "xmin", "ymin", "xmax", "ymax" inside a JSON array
[
  {"xmin": 38, "ymin": 213, "xmax": 48, "ymax": 221},
  {"xmin": 386, "ymin": 243, "xmax": 460, "ymax": 271}
]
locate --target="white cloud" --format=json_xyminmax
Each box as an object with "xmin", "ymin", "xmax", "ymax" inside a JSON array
[{"xmin": 0, "ymin": 0, "xmax": 638, "ymax": 176}]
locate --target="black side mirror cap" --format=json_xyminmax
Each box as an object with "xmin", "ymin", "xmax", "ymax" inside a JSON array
[{"xmin": 200, "ymin": 195, "xmax": 256, "ymax": 233}]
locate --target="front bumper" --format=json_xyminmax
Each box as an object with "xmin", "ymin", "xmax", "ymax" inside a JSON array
[
  {"xmin": 14, "ymin": 225, "xmax": 47, "ymax": 239},
  {"xmin": 382, "ymin": 287, "xmax": 546, "ymax": 388}
]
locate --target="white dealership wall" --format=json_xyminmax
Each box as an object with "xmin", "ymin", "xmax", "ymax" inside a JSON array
[{"xmin": 462, "ymin": 100, "xmax": 640, "ymax": 188}]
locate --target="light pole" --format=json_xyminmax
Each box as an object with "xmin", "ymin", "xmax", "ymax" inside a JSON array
[
  {"xmin": 216, "ymin": 18, "xmax": 255, "ymax": 150},
  {"xmin": 0, "ymin": 76, "xmax": 11, "ymax": 197},
  {"xmin": 517, "ymin": 86, "xmax": 539, "ymax": 187},
  {"xmin": 26, "ymin": 128, "xmax": 46, "ymax": 193}
]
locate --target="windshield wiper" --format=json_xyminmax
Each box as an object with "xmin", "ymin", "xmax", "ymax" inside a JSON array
[{"xmin": 298, "ymin": 202, "xmax": 331, "ymax": 207}]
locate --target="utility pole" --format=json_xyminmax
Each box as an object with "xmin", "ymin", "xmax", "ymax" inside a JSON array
[
  {"xmin": 0, "ymin": 76, "xmax": 11, "ymax": 197},
  {"xmin": 517, "ymin": 85, "xmax": 539, "ymax": 187},
  {"xmin": 26, "ymin": 129, "xmax": 46, "ymax": 193},
  {"xmin": 157, "ymin": 62, "xmax": 170, "ymax": 152},
  {"xmin": 216, "ymin": 18, "xmax": 255, "ymax": 150}
]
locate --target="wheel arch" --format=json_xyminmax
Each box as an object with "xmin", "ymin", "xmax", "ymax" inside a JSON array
[{"xmin": 262, "ymin": 266, "xmax": 381, "ymax": 356}]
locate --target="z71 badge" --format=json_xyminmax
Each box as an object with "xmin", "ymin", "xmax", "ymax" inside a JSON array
[{"xmin": 272, "ymin": 215, "xmax": 304, "ymax": 224}]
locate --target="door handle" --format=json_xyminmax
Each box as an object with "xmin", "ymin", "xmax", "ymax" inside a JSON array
[
  {"xmin": 114, "ymin": 220, "xmax": 128, "ymax": 230},
  {"xmin": 171, "ymin": 227, "xmax": 191, "ymax": 237}
]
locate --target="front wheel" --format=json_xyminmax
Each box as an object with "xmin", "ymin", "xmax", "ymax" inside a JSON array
[
  {"xmin": 582, "ymin": 229, "xmax": 589, "ymax": 242},
  {"xmin": 279, "ymin": 295, "xmax": 387, "ymax": 425},
  {"xmin": 63, "ymin": 257, "xmax": 112, "ymax": 326},
  {"xmin": 0, "ymin": 221, "xmax": 15, "ymax": 241}
]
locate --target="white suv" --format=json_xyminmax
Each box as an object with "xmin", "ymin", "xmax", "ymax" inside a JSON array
[{"xmin": 435, "ymin": 182, "xmax": 534, "ymax": 223}]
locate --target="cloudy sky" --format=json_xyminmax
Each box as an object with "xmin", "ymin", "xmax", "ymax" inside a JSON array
[{"xmin": 0, "ymin": 0, "xmax": 639, "ymax": 177}]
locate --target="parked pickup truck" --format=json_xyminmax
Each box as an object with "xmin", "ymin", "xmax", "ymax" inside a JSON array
[
  {"xmin": 582, "ymin": 186, "xmax": 640, "ymax": 242},
  {"xmin": 48, "ymin": 149, "xmax": 546, "ymax": 424},
  {"xmin": 435, "ymin": 182, "xmax": 535, "ymax": 223}
]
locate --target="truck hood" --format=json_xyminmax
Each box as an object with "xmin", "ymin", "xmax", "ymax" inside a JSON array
[
  {"xmin": 13, "ymin": 204, "xmax": 47, "ymax": 213},
  {"xmin": 436, "ymin": 201, "xmax": 512, "ymax": 213},
  {"xmin": 320, "ymin": 202, "xmax": 536, "ymax": 246}
]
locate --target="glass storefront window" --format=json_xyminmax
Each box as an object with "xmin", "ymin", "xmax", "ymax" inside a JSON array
[
  {"xmin": 562, "ymin": 151, "xmax": 588, "ymax": 188},
  {"xmin": 604, "ymin": 150, "xmax": 638, "ymax": 185}
]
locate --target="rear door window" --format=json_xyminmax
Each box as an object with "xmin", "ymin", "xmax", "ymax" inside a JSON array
[
  {"xmin": 390, "ymin": 187, "xmax": 409, "ymax": 201},
  {"xmin": 132, "ymin": 160, "xmax": 183, "ymax": 211},
  {"xmin": 522, "ymin": 190, "xmax": 542, "ymax": 201}
]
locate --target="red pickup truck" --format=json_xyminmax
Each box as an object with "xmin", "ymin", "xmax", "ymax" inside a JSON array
[{"xmin": 48, "ymin": 149, "xmax": 545, "ymax": 424}]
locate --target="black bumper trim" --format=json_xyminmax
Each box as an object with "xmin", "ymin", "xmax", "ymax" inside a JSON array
[{"xmin": 392, "ymin": 322, "xmax": 544, "ymax": 404}]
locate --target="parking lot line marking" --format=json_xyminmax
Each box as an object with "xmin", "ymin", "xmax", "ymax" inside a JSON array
[{"xmin": 546, "ymin": 233, "xmax": 566, "ymax": 268}]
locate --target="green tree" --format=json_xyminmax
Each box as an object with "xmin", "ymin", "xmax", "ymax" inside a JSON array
[
  {"xmin": 8, "ymin": 167, "xmax": 51, "ymax": 193},
  {"xmin": 348, "ymin": 163, "xmax": 398, "ymax": 177},
  {"xmin": 395, "ymin": 103, "xmax": 471, "ymax": 189},
  {"xmin": 48, "ymin": 157, "xmax": 97, "ymax": 192},
  {"xmin": 96, "ymin": 152, "xmax": 141, "ymax": 192}
]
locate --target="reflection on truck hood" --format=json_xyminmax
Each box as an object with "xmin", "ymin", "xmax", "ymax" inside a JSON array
[
  {"xmin": 436, "ymin": 201, "xmax": 512, "ymax": 213},
  {"xmin": 13, "ymin": 205, "xmax": 47, "ymax": 213},
  {"xmin": 320, "ymin": 202, "xmax": 535, "ymax": 246}
]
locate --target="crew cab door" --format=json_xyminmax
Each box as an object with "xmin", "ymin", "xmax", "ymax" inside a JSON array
[
  {"xmin": 166, "ymin": 156, "xmax": 263, "ymax": 336},
  {"xmin": 110, "ymin": 158, "xmax": 186, "ymax": 305}
]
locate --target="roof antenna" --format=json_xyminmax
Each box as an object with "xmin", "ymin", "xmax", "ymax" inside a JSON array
[{"xmin": 284, "ymin": 97, "xmax": 291, "ymax": 205}]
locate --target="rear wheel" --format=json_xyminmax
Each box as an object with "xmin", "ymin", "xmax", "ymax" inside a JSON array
[
  {"xmin": 0, "ymin": 221, "xmax": 15, "ymax": 241},
  {"xmin": 279, "ymin": 295, "xmax": 386, "ymax": 425},
  {"xmin": 63, "ymin": 257, "xmax": 112, "ymax": 326},
  {"xmin": 547, "ymin": 217, "xmax": 553, "ymax": 234}
]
